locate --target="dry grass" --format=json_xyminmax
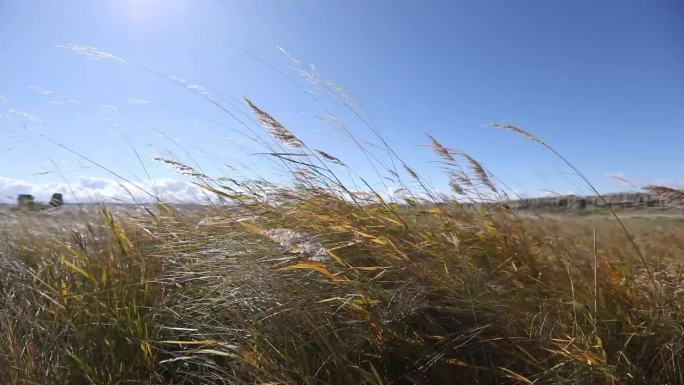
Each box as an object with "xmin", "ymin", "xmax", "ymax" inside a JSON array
[
  {"xmin": 2, "ymin": 197, "xmax": 683, "ymax": 385},
  {"xmin": 1, "ymin": 74, "xmax": 683, "ymax": 384}
]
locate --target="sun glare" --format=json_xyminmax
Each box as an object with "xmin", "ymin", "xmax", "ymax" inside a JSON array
[{"xmin": 121, "ymin": 0, "xmax": 169, "ymax": 26}]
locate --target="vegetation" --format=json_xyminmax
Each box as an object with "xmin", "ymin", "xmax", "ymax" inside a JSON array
[{"xmin": 2, "ymin": 73, "xmax": 683, "ymax": 384}]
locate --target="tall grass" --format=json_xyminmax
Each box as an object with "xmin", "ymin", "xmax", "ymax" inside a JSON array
[
  {"xmin": 2, "ymin": 48, "xmax": 684, "ymax": 384},
  {"xmin": 3, "ymin": 130, "xmax": 683, "ymax": 385}
]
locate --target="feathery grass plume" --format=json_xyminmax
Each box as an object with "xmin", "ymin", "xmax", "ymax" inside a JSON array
[
  {"xmin": 489, "ymin": 123, "xmax": 547, "ymax": 147},
  {"xmin": 316, "ymin": 150, "xmax": 345, "ymax": 165},
  {"xmin": 607, "ymin": 174, "xmax": 634, "ymax": 186},
  {"xmin": 278, "ymin": 46, "xmax": 357, "ymax": 105},
  {"xmin": 644, "ymin": 185, "xmax": 684, "ymax": 205},
  {"xmin": 426, "ymin": 134, "xmax": 455, "ymax": 162},
  {"xmin": 55, "ymin": 44, "xmax": 129, "ymax": 64},
  {"xmin": 154, "ymin": 156, "xmax": 209, "ymax": 179},
  {"xmin": 457, "ymin": 152, "xmax": 497, "ymax": 193},
  {"xmin": 278, "ymin": 46, "xmax": 393, "ymax": 183},
  {"xmin": 424, "ymin": 135, "xmax": 492, "ymax": 199},
  {"xmin": 403, "ymin": 164, "xmax": 419, "ymax": 179},
  {"xmin": 59, "ymin": 43, "xmax": 268, "ymax": 147},
  {"xmin": 448, "ymin": 171, "xmax": 466, "ymax": 195},
  {"xmin": 244, "ymin": 98, "xmax": 303, "ymax": 148},
  {"xmin": 168, "ymin": 75, "xmax": 210, "ymax": 96},
  {"xmin": 292, "ymin": 167, "xmax": 317, "ymax": 185}
]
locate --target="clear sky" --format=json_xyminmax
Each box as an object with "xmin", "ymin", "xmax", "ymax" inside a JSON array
[{"xmin": 0, "ymin": 0, "xmax": 682, "ymax": 202}]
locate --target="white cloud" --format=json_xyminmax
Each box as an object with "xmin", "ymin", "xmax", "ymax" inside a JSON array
[
  {"xmin": 0, "ymin": 176, "xmax": 208, "ymax": 204},
  {"xmin": 0, "ymin": 95, "xmax": 6, "ymax": 103},
  {"xmin": 129, "ymin": 98, "xmax": 150, "ymax": 104},
  {"xmin": 28, "ymin": 86, "xmax": 58, "ymax": 96}
]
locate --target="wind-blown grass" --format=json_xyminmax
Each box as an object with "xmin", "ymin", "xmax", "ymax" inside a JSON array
[
  {"xmin": 2, "ymin": 125, "xmax": 683, "ymax": 385},
  {"xmin": 2, "ymin": 46, "xmax": 683, "ymax": 384}
]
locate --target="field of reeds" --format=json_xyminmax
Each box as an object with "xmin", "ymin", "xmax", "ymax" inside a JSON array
[
  {"xmin": 2, "ymin": 46, "xmax": 684, "ymax": 384},
  {"xmin": 2, "ymin": 116, "xmax": 683, "ymax": 385}
]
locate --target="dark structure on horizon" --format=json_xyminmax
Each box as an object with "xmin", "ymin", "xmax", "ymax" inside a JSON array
[
  {"xmin": 506, "ymin": 192, "xmax": 679, "ymax": 211},
  {"xmin": 50, "ymin": 193, "xmax": 64, "ymax": 207},
  {"xmin": 17, "ymin": 194, "xmax": 35, "ymax": 208},
  {"xmin": 14, "ymin": 193, "xmax": 64, "ymax": 209}
]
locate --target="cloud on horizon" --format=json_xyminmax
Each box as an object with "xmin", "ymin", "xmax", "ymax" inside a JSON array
[{"xmin": 0, "ymin": 176, "xmax": 207, "ymax": 204}]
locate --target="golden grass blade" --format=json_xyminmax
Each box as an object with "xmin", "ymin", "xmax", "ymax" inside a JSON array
[
  {"xmin": 276, "ymin": 262, "xmax": 342, "ymax": 282},
  {"xmin": 157, "ymin": 340, "xmax": 219, "ymax": 345},
  {"xmin": 61, "ymin": 257, "xmax": 96, "ymax": 284}
]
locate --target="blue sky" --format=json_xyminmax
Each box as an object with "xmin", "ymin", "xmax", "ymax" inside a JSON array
[{"xmin": 0, "ymin": 0, "xmax": 682, "ymax": 202}]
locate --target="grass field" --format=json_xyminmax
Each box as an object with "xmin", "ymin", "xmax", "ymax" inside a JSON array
[{"xmin": 1, "ymin": 103, "xmax": 683, "ymax": 385}]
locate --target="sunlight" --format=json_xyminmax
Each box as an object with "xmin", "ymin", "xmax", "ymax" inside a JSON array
[
  {"xmin": 125, "ymin": 0, "xmax": 162, "ymax": 14},
  {"xmin": 120, "ymin": 0, "xmax": 171, "ymax": 27}
]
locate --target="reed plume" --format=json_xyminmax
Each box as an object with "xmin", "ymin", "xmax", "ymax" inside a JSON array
[{"xmin": 244, "ymin": 98, "xmax": 303, "ymax": 148}]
